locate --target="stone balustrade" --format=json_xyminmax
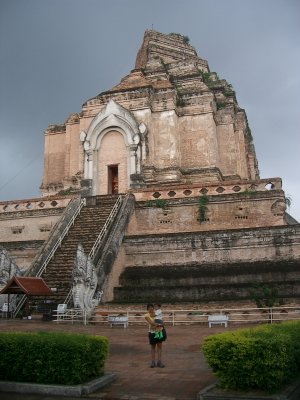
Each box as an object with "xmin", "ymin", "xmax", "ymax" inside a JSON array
[
  {"xmin": 133, "ymin": 177, "xmax": 282, "ymax": 202},
  {"xmin": 0, "ymin": 196, "xmax": 72, "ymax": 214}
]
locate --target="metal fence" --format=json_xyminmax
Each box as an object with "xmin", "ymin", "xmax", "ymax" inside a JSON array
[{"xmin": 51, "ymin": 305, "xmax": 300, "ymax": 326}]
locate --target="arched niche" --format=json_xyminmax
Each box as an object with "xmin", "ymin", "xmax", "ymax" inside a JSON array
[{"xmin": 82, "ymin": 100, "xmax": 142, "ymax": 195}]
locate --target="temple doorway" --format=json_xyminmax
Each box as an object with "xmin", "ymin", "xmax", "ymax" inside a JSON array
[
  {"xmin": 97, "ymin": 130, "xmax": 128, "ymax": 195},
  {"xmin": 108, "ymin": 165, "xmax": 119, "ymax": 194}
]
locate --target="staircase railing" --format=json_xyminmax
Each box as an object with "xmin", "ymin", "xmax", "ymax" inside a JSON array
[
  {"xmin": 52, "ymin": 308, "xmax": 86, "ymax": 324},
  {"xmin": 12, "ymin": 197, "xmax": 86, "ymax": 318},
  {"xmin": 64, "ymin": 195, "xmax": 124, "ymax": 306},
  {"xmin": 92, "ymin": 193, "xmax": 134, "ymax": 302},
  {"xmin": 35, "ymin": 197, "xmax": 86, "ymax": 278},
  {"xmin": 64, "ymin": 289, "xmax": 73, "ymax": 306},
  {"xmin": 11, "ymin": 295, "xmax": 26, "ymax": 319},
  {"xmin": 89, "ymin": 195, "xmax": 123, "ymax": 259}
]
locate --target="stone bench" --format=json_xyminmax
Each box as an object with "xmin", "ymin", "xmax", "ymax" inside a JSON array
[
  {"xmin": 208, "ymin": 314, "xmax": 228, "ymax": 328},
  {"xmin": 108, "ymin": 315, "xmax": 128, "ymax": 328}
]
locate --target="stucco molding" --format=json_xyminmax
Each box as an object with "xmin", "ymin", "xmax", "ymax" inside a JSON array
[
  {"xmin": 85, "ymin": 99, "xmax": 140, "ymax": 150},
  {"xmin": 83, "ymin": 100, "xmax": 144, "ymax": 191}
]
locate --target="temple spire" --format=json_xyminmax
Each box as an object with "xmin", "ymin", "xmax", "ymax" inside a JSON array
[{"xmin": 135, "ymin": 30, "xmax": 199, "ymax": 69}]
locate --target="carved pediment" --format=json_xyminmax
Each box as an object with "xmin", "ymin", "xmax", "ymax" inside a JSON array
[{"xmin": 85, "ymin": 99, "xmax": 141, "ymax": 149}]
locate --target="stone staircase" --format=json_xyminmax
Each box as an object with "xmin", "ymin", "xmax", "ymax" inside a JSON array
[{"xmin": 32, "ymin": 195, "xmax": 120, "ymax": 305}]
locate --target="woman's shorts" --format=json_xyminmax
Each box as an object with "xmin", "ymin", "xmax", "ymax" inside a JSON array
[{"xmin": 148, "ymin": 330, "xmax": 167, "ymax": 345}]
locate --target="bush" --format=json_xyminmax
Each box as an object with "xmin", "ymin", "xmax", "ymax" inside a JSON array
[
  {"xmin": 202, "ymin": 321, "xmax": 300, "ymax": 392},
  {"xmin": 0, "ymin": 331, "xmax": 108, "ymax": 385},
  {"xmin": 264, "ymin": 321, "xmax": 300, "ymax": 369}
]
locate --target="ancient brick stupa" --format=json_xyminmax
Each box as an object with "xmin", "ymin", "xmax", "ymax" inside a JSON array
[
  {"xmin": 41, "ymin": 30, "xmax": 290, "ymax": 228},
  {"xmin": 43, "ymin": 30, "xmax": 260, "ymax": 197},
  {"xmin": 1, "ymin": 30, "xmax": 299, "ymax": 306}
]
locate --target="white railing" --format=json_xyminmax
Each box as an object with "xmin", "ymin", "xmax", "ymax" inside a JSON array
[
  {"xmin": 89, "ymin": 195, "xmax": 123, "ymax": 259},
  {"xmin": 11, "ymin": 296, "xmax": 27, "ymax": 319},
  {"xmin": 64, "ymin": 289, "xmax": 73, "ymax": 306},
  {"xmin": 89, "ymin": 306, "xmax": 300, "ymax": 327},
  {"xmin": 35, "ymin": 198, "xmax": 86, "ymax": 278},
  {"xmin": 12, "ymin": 198, "xmax": 86, "ymax": 318},
  {"xmin": 63, "ymin": 195, "xmax": 124, "ymax": 305},
  {"xmin": 52, "ymin": 308, "xmax": 88, "ymax": 325},
  {"xmin": 44, "ymin": 306, "xmax": 300, "ymax": 326}
]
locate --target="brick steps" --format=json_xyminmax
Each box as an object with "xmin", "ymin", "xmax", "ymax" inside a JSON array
[{"xmin": 32, "ymin": 195, "xmax": 119, "ymax": 305}]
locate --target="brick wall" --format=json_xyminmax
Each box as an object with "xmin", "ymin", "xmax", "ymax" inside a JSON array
[
  {"xmin": 123, "ymin": 226, "xmax": 300, "ymax": 268},
  {"xmin": 126, "ymin": 193, "xmax": 286, "ymax": 236},
  {"xmin": 43, "ymin": 131, "xmax": 66, "ymax": 187},
  {"xmin": 0, "ymin": 196, "xmax": 71, "ymax": 269}
]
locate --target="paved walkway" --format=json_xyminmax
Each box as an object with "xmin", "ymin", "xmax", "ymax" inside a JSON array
[{"xmin": 0, "ymin": 318, "xmax": 248, "ymax": 400}]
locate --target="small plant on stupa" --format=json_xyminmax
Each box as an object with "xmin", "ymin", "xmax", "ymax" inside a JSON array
[
  {"xmin": 198, "ymin": 195, "xmax": 209, "ymax": 223},
  {"xmin": 144, "ymin": 199, "xmax": 167, "ymax": 209},
  {"xmin": 249, "ymin": 282, "xmax": 285, "ymax": 309},
  {"xmin": 169, "ymin": 32, "xmax": 190, "ymax": 44}
]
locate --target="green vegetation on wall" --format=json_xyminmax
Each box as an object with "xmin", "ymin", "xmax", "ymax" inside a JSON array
[
  {"xmin": 216, "ymin": 101, "xmax": 227, "ymax": 110},
  {"xmin": 176, "ymin": 95, "xmax": 186, "ymax": 107},
  {"xmin": 198, "ymin": 195, "xmax": 209, "ymax": 223},
  {"xmin": 200, "ymin": 70, "xmax": 214, "ymax": 86},
  {"xmin": 144, "ymin": 199, "xmax": 168, "ymax": 209},
  {"xmin": 169, "ymin": 32, "xmax": 190, "ymax": 44},
  {"xmin": 249, "ymin": 282, "xmax": 284, "ymax": 309},
  {"xmin": 223, "ymin": 84, "xmax": 235, "ymax": 97}
]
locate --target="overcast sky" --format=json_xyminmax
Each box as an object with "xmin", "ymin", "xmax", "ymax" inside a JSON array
[{"xmin": 0, "ymin": 0, "xmax": 299, "ymax": 221}]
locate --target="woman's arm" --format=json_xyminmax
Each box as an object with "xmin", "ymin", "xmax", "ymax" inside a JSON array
[{"xmin": 144, "ymin": 313, "xmax": 157, "ymax": 328}]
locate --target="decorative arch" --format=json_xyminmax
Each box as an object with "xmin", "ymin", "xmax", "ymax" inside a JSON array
[{"xmin": 82, "ymin": 100, "xmax": 143, "ymax": 195}]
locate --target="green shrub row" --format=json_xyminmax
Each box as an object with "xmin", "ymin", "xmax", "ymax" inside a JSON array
[
  {"xmin": 202, "ymin": 321, "xmax": 300, "ymax": 392},
  {"xmin": 0, "ymin": 331, "xmax": 109, "ymax": 385}
]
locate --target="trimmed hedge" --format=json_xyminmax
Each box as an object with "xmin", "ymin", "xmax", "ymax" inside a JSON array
[
  {"xmin": 202, "ymin": 321, "xmax": 300, "ymax": 392},
  {"xmin": 0, "ymin": 331, "xmax": 108, "ymax": 385}
]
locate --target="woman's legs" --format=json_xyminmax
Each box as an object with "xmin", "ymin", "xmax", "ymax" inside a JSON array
[
  {"xmin": 149, "ymin": 339, "xmax": 165, "ymax": 367},
  {"xmin": 157, "ymin": 342, "xmax": 162, "ymax": 361},
  {"xmin": 156, "ymin": 342, "xmax": 165, "ymax": 367},
  {"xmin": 150, "ymin": 344, "xmax": 156, "ymax": 367}
]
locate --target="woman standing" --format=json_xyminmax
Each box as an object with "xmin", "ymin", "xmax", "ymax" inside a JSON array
[{"xmin": 144, "ymin": 303, "xmax": 165, "ymax": 368}]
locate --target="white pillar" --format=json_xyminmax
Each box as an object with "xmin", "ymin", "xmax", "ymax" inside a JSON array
[
  {"xmin": 129, "ymin": 145, "xmax": 138, "ymax": 175},
  {"xmin": 92, "ymin": 149, "xmax": 98, "ymax": 195}
]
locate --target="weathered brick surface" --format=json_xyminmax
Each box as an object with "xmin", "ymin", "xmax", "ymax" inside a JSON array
[
  {"xmin": 126, "ymin": 192, "xmax": 287, "ymax": 235},
  {"xmin": 111, "ymin": 226, "xmax": 300, "ymax": 303},
  {"xmin": 0, "ymin": 196, "xmax": 71, "ymax": 269},
  {"xmin": 40, "ymin": 30, "xmax": 260, "ymax": 196}
]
